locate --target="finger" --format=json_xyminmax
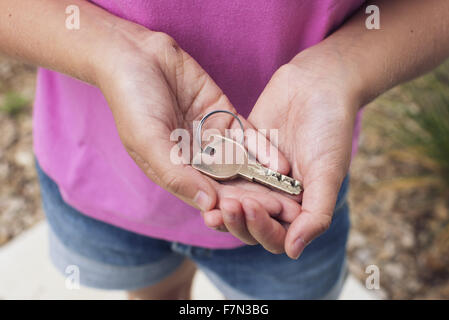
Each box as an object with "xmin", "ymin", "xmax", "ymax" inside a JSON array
[
  {"xmin": 274, "ymin": 194, "xmax": 302, "ymax": 224},
  {"xmin": 201, "ymin": 178, "xmax": 281, "ymax": 234},
  {"xmin": 285, "ymin": 173, "xmax": 342, "ymax": 259},
  {"xmin": 206, "ymin": 179, "xmax": 284, "ymax": 234},
  {"xmin": 221, "ymin": 198, "xmax": 258, "ymax": 245},
  {"xmin": 211, "ymin": 179, "xmax": 283, "ymax": 217},
  {"xmin": 247, "ymin": 190, "xmax": 299, "ymax": 224},
  {"xmin": 242, "ymin": 198, "xmax": 286, "ymax": 254},
  {"xmin": 214, "ymin": 178, "xmax": 300, "ymax": 223},
  {"xmin": 202, "ymin": 209, "xmax": 227, "ymax": 231}
]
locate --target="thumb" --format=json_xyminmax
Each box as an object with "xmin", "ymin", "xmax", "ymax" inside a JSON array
[
  {"xmin": 128, "ymin": 136, "xmax": 217, "ymax": 212},
  {"xmin": 284, "ymin": 171, "xmax": 343, "ymax": 259},
  {"xmin": 162, "ymin": 165, "xmax": 217, "ymax": 212}
]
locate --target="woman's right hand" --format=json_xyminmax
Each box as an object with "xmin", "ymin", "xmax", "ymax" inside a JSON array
[{"xmin": 96, "ymin": 29, "xmax": 301, "ymax": 235}]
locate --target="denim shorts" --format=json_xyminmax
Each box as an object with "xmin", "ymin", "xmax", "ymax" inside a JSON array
[{"xmin": 37, "ymin": 161, "xmax": 350, "ymax": 299}]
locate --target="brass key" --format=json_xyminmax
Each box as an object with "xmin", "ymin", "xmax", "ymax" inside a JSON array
[{"xmin": 192, "ymin": 134, "xmax": 302, "ymax": 195}]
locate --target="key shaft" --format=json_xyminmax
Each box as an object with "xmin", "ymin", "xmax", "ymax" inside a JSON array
[{"xmin": 238, "ymin": 162, "xmax": 302, "ymax": 195}]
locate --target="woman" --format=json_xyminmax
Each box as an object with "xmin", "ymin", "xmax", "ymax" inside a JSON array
[{"xmin": 1, "ymin": 0, "xmax": 448, "ymax": 299}]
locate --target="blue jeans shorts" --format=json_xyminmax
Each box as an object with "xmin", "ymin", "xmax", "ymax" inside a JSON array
[{"xmin": 37, "ymin": 161, "xmax": 350, "ymax": 299}]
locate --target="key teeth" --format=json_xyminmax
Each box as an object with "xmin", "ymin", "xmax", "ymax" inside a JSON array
[
  {"xmin": 246, "ymin": 163, "xmax": 302, "ymax": 194},
  {"xmin": 280, "ymin": 175, "xmax": 300, "ymax": 188}
]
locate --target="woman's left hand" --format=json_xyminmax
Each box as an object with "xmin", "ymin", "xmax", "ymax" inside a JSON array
[{"xmin": 248, "ymin": 49, "xmax": 361, "ymax": 259}]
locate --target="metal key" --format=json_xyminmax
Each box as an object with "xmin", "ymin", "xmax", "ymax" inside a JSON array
[{"xmin": 192, "ymin": 134, "xmax": 302, "ymax": 195}]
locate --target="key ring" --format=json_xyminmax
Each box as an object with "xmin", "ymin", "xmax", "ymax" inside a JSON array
[{"xmin": 196, "ymin": 109, "xmax": 245, "ymax": 152}]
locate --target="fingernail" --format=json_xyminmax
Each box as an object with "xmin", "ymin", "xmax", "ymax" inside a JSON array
[
  {"xmin": 292, "ymin": 237, "xmax": 307, "ymax": 259},
  {"xmin": 194, "ymin": 191, "xmax": 210, "ymax": 211}
]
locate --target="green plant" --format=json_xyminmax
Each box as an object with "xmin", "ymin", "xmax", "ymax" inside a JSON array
[
  {"xmin": 0, "ymin": 91, "xmax": 29, "ymax": 116},
  {"xmin": 391, "ymin": 61, "xmax": 449, "ymax": 190}
]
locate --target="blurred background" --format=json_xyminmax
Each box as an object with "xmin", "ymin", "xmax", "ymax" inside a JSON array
[{"xmin": 0, "ymin": 53, "xmax": 448, "ymax": 299}]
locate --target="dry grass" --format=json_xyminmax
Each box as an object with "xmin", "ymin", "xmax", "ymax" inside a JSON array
[{"xmin": 348, "ymin": 60, "xmax": 449, "ymax": 299}]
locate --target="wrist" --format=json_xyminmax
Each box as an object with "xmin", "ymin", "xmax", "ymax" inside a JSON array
[
  {"xmin": 290, "ymin": 43, "xmax": 373, "ymax": 114},
  {"xmin": 91, "ymin": 19, "xmax": 166, "ymax": 88},
  {"xmin": 289, "ymin": 45, "xmax": 364, "ymax": 117}
]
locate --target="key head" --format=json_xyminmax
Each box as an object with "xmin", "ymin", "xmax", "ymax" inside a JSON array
[{"xmin": 192, "ymin": 135, "xmax": 248, "ymax": 181}]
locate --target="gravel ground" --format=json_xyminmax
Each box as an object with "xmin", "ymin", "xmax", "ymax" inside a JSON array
[
  {"xmin": 1, "ymin": 55, "xmax": 448, "ymax": 299},
  {"xmin": 347, "ymin": 88, "xmax": 449, "ymax": 299},
  {"xmin": 0, "ymin": 57, "xmax": 43, "ymax": 246},
  {"xmin": 0, "ymin": 56, "xmax": 42, "ymax": 246}
]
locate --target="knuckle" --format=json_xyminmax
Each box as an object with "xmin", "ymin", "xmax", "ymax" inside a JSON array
[
  {"xmin": 315, "ymin": 216, "xmax": 332, "ymax": 236},
  {"xmin": 151, "ymin": 32, "xmax": 177, "ymax": 48},
  {"xmin": 214, "ymin": 225, "xmax": 229, "ymax": 232},
  {"xmin": 275, "ymin": 63, "xmax": 299, "ymax": 80},
  {"xmin": 162, "ymin": 172, "xmax": 184, "ymax": 195},
  {"xmin": 147, "ymin": 32, "xmax": 182, "ymax": 63}
]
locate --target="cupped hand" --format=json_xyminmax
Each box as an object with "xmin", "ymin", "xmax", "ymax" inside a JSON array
[
  {"xmin": 96, "ymin": 31, "xmax": 300, "ymax": 230},
  {"xmin": 249, "ymin": 49, "xmax": 361, "ymax": 259}
]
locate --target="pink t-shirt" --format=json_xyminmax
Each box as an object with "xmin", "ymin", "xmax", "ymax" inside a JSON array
[{"xmin": 34, "ymin": 0, "xmax": 365, "ymax": 248}]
